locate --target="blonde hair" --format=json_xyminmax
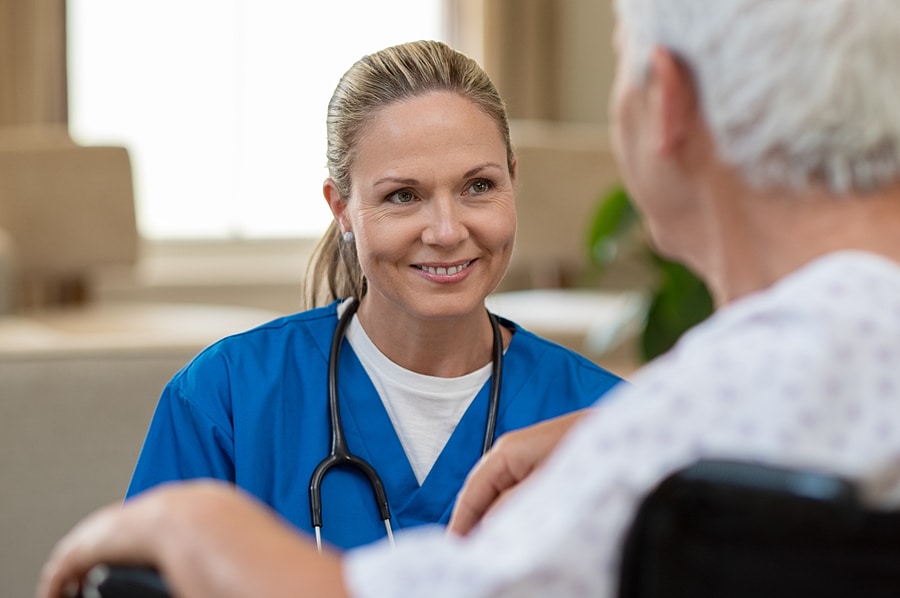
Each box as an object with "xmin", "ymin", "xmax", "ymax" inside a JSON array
[{"xmin": 303, "ymin": 40, "xmax": 514, "ymax": 308}]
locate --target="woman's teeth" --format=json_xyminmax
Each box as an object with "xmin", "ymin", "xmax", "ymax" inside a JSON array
[{"xmin": 419, "ymin": 261, "xmax": 471, "ymax": 275}]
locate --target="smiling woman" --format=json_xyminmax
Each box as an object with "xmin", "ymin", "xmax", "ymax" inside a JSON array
[
  {"xmin": 66, "ymin": 0, "xmax": 445, "ymax": 240},
  {"xmin": 326, "ymin": 91, "xmax": 516, "ymax": 325},
  {"xmin": 119, "ymin": 39, "xmax": 625, "ymax": 553}
]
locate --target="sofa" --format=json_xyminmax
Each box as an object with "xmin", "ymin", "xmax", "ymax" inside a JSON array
[{"xmin": 0, "ymin": 129, "xmax": 283, "ymax": 597}]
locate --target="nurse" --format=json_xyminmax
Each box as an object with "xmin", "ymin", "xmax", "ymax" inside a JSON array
[{"xmin": 125, "ymin": 40, "xmax": 623, "ymax": 551}]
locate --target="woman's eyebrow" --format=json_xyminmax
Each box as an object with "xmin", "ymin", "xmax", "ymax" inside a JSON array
[
  {"xmin": 373, "ymin": 162, "xmax": 505, "ymax": 188},
  {"xmin": 373, "ymin": 175, "xmax": 420, "ymax": 187},
  {"xmin": 463, "ymin": 162, "xmax": 505, "ymax": 178}
]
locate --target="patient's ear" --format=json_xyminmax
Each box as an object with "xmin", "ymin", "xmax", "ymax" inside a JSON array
[
  {"xmin": 323, "ymin": 178, "xmax": 348, "ymax": 227},
  {"xmin": 650, "ymin": 47, "xmax": 699, "ymax": 155}
]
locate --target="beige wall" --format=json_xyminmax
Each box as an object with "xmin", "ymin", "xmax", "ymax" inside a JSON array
[
  {"xmin": 0, "ymin": 0, "xmax": 67, "ymax": 127},
  {"xmin": 555, "ymin": 0, "xmax": 616, "ymax": 123},
  {"xmin": 453, "ymin": 0, "xmax": 616, "ymax": 124}
]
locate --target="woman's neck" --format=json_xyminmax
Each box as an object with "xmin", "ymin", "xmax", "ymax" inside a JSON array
[{"xmin": 354, "ymin": 298, "xmax": 504, "ymax": 377}]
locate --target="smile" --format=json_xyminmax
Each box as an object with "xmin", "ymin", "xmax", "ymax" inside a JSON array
[{"xmin": 415, "ymin": 260, "xmax": 473, "ymax": 276}]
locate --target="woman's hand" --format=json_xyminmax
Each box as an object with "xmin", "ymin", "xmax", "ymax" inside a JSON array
[{"xmin": 448, "ymin": 409, "xmax": 590, "ymax": 536}]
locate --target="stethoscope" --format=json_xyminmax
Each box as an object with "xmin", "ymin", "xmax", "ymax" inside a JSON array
[{"xmin": 309, "ymin": 297, "xmax": 504, "ymax": 552}]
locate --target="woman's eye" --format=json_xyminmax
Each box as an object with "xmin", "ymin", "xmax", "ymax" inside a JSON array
[
  {"xmin": 468, "ymin": 179, "xmax": 493, "ymax": 195},
  {"xmin": 387, "ymin": 189, "xmax": 416, "ymax": 204}
]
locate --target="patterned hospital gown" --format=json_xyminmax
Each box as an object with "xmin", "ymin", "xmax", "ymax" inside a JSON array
[{"xmin": 344, "ymin": 250, "xmax": 900, "ymax": 597}]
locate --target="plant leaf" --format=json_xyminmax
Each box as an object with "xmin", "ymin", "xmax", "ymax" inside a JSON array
[
  {"xmin": 587, "ymin": 185, "xmax": 638, "ymax": 267},
  {"xmin": 639, "ymin": 259, "xmax": 714, "ymax": 361}
]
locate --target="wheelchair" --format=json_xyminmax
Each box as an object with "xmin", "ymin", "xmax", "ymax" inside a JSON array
[
  {"xmin": 79, "ymin": 459, "xmax": 900, "ymax": 597},
  {"xmin": 618, "ymin": 458, "xmax": 900, "ymax": 597}
]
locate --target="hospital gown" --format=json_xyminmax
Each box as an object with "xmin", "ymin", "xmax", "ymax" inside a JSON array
[{"xmin": 345, "ymin": 250, "xmax": 900, "ymax": 597}]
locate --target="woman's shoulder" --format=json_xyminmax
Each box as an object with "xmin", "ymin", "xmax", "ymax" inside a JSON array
[
  {"xmin": 162, "ymin": 302, "xmax": 342, "ymax": 402},
  {"xmin": 176, "ymin": 302, "xmax": 341, "ymax": 371},
  {"xmin": 501, "ymin": 316, "xmax": 623, "ymax": 383},
  {"xmin": 214, "ymin": 302, "xmax": 339, "ymax": 343},
  {"xmin": 494, "ymin": 317, "xmax": 624, "ymax": 418}
]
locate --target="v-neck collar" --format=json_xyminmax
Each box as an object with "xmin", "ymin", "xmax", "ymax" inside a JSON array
[
  {"xmin": 313, "ymin": 302, "xmax": 521, "ymax": 528},
  {"xmin": 338, "ymin": 345, "xmax": 497, "ymax": 525}
]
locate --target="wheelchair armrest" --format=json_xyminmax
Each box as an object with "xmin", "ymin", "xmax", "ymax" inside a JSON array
[
  {"xmin": 618, "ymin": 458, "xmax": 900, "ymax": 598},
  {"xmin": 78, "ymin": 565, "xmax": 171, "ymax": 598}
]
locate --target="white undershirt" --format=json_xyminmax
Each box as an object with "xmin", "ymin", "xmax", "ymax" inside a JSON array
[{"xmin": 339, "ymin": 300, "xmax": 492, "ymax": 485}]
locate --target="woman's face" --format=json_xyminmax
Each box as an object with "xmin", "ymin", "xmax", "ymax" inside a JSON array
[{"xmin": 328, "ymin": 91, "xmax": 516, "ymax": 322}]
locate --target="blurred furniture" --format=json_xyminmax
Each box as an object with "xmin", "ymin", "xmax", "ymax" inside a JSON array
[
  {"xmin": 0, "ymin": 126, "xmax": 138, "ymax": 309},
  {"xmin": 486, "ymin": 288, "xmax": 646, "ymax": 373},
  {"xmin": 78, "ymin": 565, "xmax": 171, "ymax": 598},
  {"xmin": 618, "ymin": 459, "xmax": 900, "ymax": 597},
  {"xmin": 0, "ymin": 304, "xmax": 277, "ymax": 598},
  {"xmin": 0, "ymin": 127, "xmax": 282, "ymax": 598},
  {"xmin": 0, "ymin": 226, "xmax": 14, "ymax": 313}
]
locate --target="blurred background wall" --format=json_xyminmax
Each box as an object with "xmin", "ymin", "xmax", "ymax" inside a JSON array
[{"xmin": 0, "ymin": 0, "xmax": 621, "ymax": 315}]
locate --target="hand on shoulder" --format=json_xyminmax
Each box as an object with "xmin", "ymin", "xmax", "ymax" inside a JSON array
[{"xmin": 448, "ymin": 409, "xmax": 591, "ymax": 536}]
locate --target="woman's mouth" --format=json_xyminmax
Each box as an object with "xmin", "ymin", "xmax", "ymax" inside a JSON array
[{"xmin": 415, "ymin": 260, "xmax": 473, "ymax": 276}]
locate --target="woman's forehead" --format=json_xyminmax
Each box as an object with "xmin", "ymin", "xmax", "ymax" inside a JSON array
[{"xmin": 350, "ymin": 92, "xmax": 509, "ymax": 178}]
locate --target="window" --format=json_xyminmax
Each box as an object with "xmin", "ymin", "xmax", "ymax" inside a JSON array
[{"xmin": 67, "ymin": 1, "xmax": 445, "ymax": 240}]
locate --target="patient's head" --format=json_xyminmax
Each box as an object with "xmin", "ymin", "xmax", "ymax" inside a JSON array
[{"xmin": 614, "ymin": 0, "xmax": 900, "ymax": 194}]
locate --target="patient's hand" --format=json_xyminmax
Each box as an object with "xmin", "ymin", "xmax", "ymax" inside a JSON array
[
  {"xmin": 37, "ymin": 481, "xmax": 349, "ymax": 598},
  {"xmin": 448, "ymin": 409, "xmax": 590, "ymax": 536}
]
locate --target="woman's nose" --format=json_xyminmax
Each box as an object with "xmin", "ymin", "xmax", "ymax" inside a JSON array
[{"xmin": 421, "ymin": 196, "xmax": 469, "ymax": 247}]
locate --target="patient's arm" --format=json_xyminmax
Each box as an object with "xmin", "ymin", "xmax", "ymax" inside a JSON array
[
  {"xmin": 37, "ymin": 481, "xmax": 349, "ymax": 598},
  {"xmin": 448, "ymin": 409, "xmax": 590, "ymax": 536}
]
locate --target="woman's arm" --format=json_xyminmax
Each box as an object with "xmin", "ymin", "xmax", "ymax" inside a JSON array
[{"xmin": 37, "ymin": 481, "xmax": 349, "ymax": 598}]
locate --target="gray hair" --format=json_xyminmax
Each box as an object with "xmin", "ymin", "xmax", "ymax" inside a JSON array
[{"xmin": 614, "ymin": 0, "xmax": 900, "ymax": 194}]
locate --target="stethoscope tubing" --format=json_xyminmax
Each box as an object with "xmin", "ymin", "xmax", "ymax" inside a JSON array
[
  {"xmin": 309, "ymin": 298, "xmax": 503, "ymax": 551},
  {"xmin": 483, "ymin": 308, "xmax": 503, "ymax": 454}
]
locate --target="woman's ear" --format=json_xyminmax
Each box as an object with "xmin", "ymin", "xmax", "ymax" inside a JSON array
[{"xmin": 323, "ymin": 178, "xmax": 348, "ymax": 231}]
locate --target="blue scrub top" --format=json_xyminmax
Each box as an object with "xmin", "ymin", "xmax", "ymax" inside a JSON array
[{"xmin": 127, "ymin": 301, "xmax": 623, "ymax": 550}]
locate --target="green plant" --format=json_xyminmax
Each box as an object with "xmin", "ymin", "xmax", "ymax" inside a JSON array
[{"xmin": 587, "ymin": 185, "xmax": 714, "ymax": 362}]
